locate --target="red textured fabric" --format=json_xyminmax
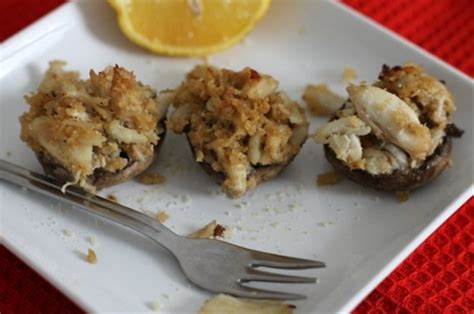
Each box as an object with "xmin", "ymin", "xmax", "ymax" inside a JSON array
[{"xmin": 0, "ymin": 0, "xmax": 473, "ymax": 313}]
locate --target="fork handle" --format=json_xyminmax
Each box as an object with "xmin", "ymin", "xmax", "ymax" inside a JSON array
[{"xmin": 0, "ymin": 159, "xmax": 185, "ymax": 253}]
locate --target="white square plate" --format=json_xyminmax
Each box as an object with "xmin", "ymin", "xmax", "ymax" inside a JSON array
[{"xmin": 1, "ymin": 1, "xmax": 472, "ymax": 312}]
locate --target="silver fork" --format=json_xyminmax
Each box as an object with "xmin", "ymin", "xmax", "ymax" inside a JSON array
[{"xmin": 0, "ymin": 159, "xmax": 325, "ymax": 300}]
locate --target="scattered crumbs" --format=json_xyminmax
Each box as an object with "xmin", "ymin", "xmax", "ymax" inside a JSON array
[
  {"xmin": 353, "ymin": 202, "xmax": 360, "ymax": 208},
  {"xmin": 162, "ymin": 293, "xmax": 170, "ymax": 300},
  {"xmin": 225, "ymin": 211, "xmax": 231, "ymax": 216},
  {"xmin": 136, "ymin": 196, "xmax": 145, "ymax": 204},
  {"xmin": 187, "ymin": 220, "xmax": 226, "ymax": 239},
  {"xmin": 6, "ymin": 151, "xmax": 12, "ymax": 157},
  {"xmin": 317, "ymin": 170, "xmax": 342, "ymax": 186},
  {"xmin": 302, "ymin": 230, "xmax": 308, "ymax": 235},
  {"xmin": 303, "ymin": 84, "xmax": 345, "ymax": 116},
  {"xmin": 151, "ymin": 301, "xmax": 161, "ymax": 312},
  {"xmin": 156, "ymin": 210, "xmax": 170, "ymax": 223},
  {"xmin": 343, "ymin": 66, "xmax": 358, "ymax": 82},
  {"xmin": 63, "ymin": 229, "xmax": 74, "ymax": 237},
  {"xmin": 86, "ymin": 248, "xmax": 97, "ymax": 264},
  {"xmin": 106, "ymin": 193, "xmax": 118, "ymax": 202},
  {"xmin": 139, "ymin": 172, "xmax": 166, "ymax": 185},
  {"xmin": 396, "ymin": 191, "xmax": 410, "ymax": 203},
  {"xmin": 336, "ymin": 208, "xmax": 342, "ymax": 213}
]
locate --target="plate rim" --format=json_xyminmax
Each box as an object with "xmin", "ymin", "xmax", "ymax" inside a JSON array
[{"xmin": 1, "ymin": 1, "xmax": 473, "ymax": 313}]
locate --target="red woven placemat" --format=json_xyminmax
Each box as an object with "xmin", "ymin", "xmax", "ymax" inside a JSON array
[{"xmin": 0, "ymin": 0, "xmax": 473, "ymax": 313}]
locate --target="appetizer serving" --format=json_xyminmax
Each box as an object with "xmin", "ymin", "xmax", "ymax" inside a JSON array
[
  {"xmin": 20, "ymin": 61, "xmax": 169, "ymax": 192},
  {"xmin": 315, "ymin": 63, "xmax": 462, "ymax": 191},
  {"xmin": 168, "ymin": 65, "xmax": 309, "ymax": 197}
]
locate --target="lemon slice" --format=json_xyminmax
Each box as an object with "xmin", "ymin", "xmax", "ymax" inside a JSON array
[{"xmin": 109, "ymin": 0, "xmax": 271, "ymax": 56}]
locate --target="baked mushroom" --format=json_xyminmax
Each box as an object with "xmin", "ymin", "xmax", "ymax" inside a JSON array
[
  {"xmin": 20, "ymin": 61, "xmax": 170, "ymax": 192},
  {"xmin": 314, "ymin": 63, "xmax": 462, "ymax": 191},
  {"xmin": 168, "ymin": 65, "xmax": 308, "ymax": 197}
]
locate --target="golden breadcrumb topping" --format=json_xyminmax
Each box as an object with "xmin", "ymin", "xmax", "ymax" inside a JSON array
[
  {"xmin": 169, "ymin": 65, "xmax": 308, "ymax": 197},
  {"xmin": 20, "ymin": 61, "xmax": 168, "ymax": 191},
  {"xmin": 315, "ymin": 63, "xmax": 456, "ymax": 175}
]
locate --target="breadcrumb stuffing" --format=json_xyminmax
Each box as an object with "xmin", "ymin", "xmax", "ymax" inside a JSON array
[
  {"xmin": 86, "ymin": 248, "xmax": 97, "ymax": 264},
  {"xmin": 139, "ymin": 172, "xmax": 166, "ymax": 185},
  {"xmin": 316, "ymin": 170, "xmax": 342, "ymax": 186},
  {"xmin": 168, "ymin": 65, "xmax": 308, "ymax": 197},
  {"xmin": 20, "ymin": 61, "xmax": 168, "ymax": 192}
]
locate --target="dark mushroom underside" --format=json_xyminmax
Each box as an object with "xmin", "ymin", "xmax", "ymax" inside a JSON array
[
  {"xmin": 36, "ymin": 119, "xmax": 167, "ymax": 190},
  {"xmin": 186, "ymin": 133, "xmax": 304, "ymax": 194},
  {"xmin": 324, "ymin": 136, "xmax": 453, "ymax": 191}
]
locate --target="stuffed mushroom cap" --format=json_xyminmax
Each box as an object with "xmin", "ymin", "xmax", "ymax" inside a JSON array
[
  {"xmin": 168, "ymin": 65, "xmax": 308, "ymax": 198},
  {"xmin": 314, "ymin": 63, "xmax": 461, "ymax": 191},
  {"xmin": 20, "ymin": 61, "xmax": 170, "ymax": 192}
]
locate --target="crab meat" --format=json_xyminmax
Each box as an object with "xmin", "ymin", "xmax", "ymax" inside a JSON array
[
  {"xmin": 347, "ymin": 85, "xmax": 431, "ymax": 160},
  {"xmin": 314, "ymin": 116, "xmax": 371, "ymax": 143},
  {"xmin": 328, "ymin": 134, "xmax": 365, "ymax": 168}
]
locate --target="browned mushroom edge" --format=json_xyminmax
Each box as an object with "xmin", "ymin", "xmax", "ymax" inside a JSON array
[
  {"xmin": 36, "ymin": 119, "xmax": 167, "ymax": 190},
  {"xmin": 324, "ymin": 124, "xmax": 463, "ymax": 191},
  {"xmin": 185, "ymin": 133, "xmax": 304, "ymax": 193}
]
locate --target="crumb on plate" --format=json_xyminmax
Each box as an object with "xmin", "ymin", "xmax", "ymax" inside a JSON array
[
  {"xmin": 106, "ymin": 193, "xmax": 118, "ymax": 202},
  {"xmin": 198, "ymin": 294, "xmax": 295, "ymax": 314},
  {"xmin": 343, "ymin": 66, "xmax": 358, "ymax": 82},
  {"xmin": 156, "ymin": 210, "xmax": 170, "ymax": 223},
  {"xmin": 316, "ymin": 170, "xmax": 342, "ymax": 186},
  {"xmin": 86, "ymin": 248, "xmax": 97, "ymax": 264},
  {"xmin": 187, "ymin": 220, "xmax": 226, "ymax": 239},
  {"xmin": 139, "ymin": 172, "xmax": 166, "ymax": 185},
  {"xmin": 302, "ymin": 84, "xmax": 344, "ymax": 116},
  {"xmin": 396, "ymin": 191, "xmax": 410, "ymax": 202}
]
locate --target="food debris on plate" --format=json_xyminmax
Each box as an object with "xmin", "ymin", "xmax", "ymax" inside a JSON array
[
  {"xmin": 106, "ymin": 193, "xmax": 118, "ymax": 202},
  {"xmin": 139, "ymin": 172, "xmax": 167, "ymax": 185},
  {"xmin": 156, "ymin": 210, "xmax": 170, "ymax": 223},
  {"xmin": 396, "ymin": 191, "xmax": 410, "ymax": 203},
  {"xmin": 316, "ymin": 170, "xmax": 342, "ymax": 186},
  {"xmin": 187, "ymin": 220, "xmax": 226, "ymax": 239},
  {"xmin": 198, "ymin": 294, "xmax": 295, "ymax": 314},
  {"xmin": 86, "ymin": 248, "xmax": 97, "ymax": 264},
  {"xmin": 302, "ymin": 84, "xmax": 344, "ymax": 117},
  {"xmin": 343, "ymin": 66, "xmax": 358, "ymax": 82}
]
